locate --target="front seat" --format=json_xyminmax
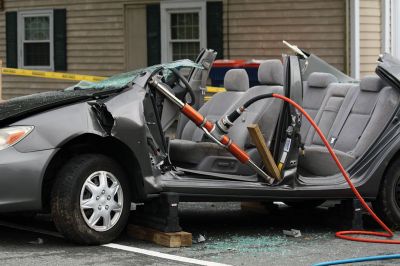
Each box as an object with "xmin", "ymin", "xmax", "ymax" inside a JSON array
[
  {"xmin": 170, "ymin": 60, "xmax": 284, "ymax": 176},
  {"xmin": 180, "ymin": 69, "xmax": 249, "ymax": 142}
]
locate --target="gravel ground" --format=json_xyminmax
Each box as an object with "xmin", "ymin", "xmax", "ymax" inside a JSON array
[{"xmin": 0, "ymin": 201, "xmax": 399, "ymax": 266}]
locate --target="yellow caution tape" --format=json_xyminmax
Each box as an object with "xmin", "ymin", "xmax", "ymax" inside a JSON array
[
  {"xmin": 206, "ymin": 86, "xmax": 226, "ymax": 93},
  {"xmin": 1, "ymin": 67, "xmax": 225, "ymax": 100},
  {"xmin": 1, "ymin": 67, "xmax": 107, "ymax": 82},
  {"xmin": 205, "ymin": 86, "xmax": 225, "ymax": 101}
]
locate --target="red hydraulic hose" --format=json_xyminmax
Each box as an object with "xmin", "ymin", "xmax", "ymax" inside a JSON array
[{"xmin": 272, "ymin": 93, "xmax": 400, "ymax": 244}]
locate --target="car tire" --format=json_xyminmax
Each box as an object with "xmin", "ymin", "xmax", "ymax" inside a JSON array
[
  {"xmin": 283, "ymin": 200, "xmax": 325, "ymax": 209},
  {"xmin": 51, "ymin": 154, "xmax": 131, "ymax": 245},
  {"xmin": 372, "ymin": 159, "xmax": 400, "ymax": 229}
]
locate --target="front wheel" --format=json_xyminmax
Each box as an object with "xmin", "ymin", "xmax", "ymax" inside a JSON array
[
  {"xmin": 51, "ymin": 154, "xmax": 131, "ymax": 244},
  {"xmin": 372, "ymin": 159, "xmax": 400, "ymax": 228}
]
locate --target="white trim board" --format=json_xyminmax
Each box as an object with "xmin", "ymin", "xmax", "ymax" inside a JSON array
[
  {"xmin": 350, "ymin": 0, "xmax": 360, "ymax": 79},
  {"xmin": 381, "ymin": 0, "xmax": 391, "ymax": 53},
  {"xmin": 392, "ymin": 0, "xmax": 400, "ymax": 58}
]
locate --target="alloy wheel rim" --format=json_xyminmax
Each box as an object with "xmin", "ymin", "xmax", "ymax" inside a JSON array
[{"xmin": 80, "ymin": 171, "xmax": 123, "ymax": 232}]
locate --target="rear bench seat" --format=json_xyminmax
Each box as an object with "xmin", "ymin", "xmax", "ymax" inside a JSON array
[
  {"xmin": 301, "ymin": 72, "xmax": 338, "ymax": 143},
  {"xmin": 169, "ymin": 60, "xmax": 284, "ymax": 175},
  {"xmin": 299, "ymin": 75, "xmax": 399, "ymax": 176}
]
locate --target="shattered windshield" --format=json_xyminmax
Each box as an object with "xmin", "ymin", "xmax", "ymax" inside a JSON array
[
  {"xmin": 0, "ymin": 59, "xmax": 203, "ymax": 126},
  {"xmin": 69, "ymin": 59, "xmax": 203, "ymax": 91}
]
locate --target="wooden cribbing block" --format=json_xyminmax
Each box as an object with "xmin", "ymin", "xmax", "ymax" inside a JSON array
[
  {"xmin": 127, "ymin": 224, "xmax": 192, "ymax": 248},
  {"xmin": 247, "ymin": 124, "xmax": 281, "ymax": 181}
]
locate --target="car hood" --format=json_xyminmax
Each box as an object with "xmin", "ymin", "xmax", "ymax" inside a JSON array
[{"xmin": 0, "ymin": 89, "xmax": 120, "ymax": 127}]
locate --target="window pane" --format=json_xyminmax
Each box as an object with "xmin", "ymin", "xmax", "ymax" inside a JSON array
[
  {"xmin": 172, "ymin": 42, "xmax": 200, "ymax": 61},
  {"xmin": 171, "ymin": 25, "xmax": 177, "ymax": 39},
  {"xmin": 170, "ymin": 12, "xmax": 199, "ymax": 40},
  {"xmin": 25, "ymin": 16, "xmax": 50, "ymax": 40},
  {"xmin": 24, "ymin": 43, "xmax": 50, "ymax": 66}
]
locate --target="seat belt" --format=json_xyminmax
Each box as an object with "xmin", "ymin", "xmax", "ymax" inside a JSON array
[
  {"xmin": 198, "ymin": 61, "xmax": 212, "ymax": 107},
  {"xmin": 357, "ymin": 94, "xmax": 379, "ymax": 140},
  {"xmin": 329, "ymin": 88, "xmax": 359, "ymax": 146}
]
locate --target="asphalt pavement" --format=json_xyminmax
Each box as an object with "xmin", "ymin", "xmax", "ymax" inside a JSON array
[{"xmin": 0, "ymin": 202, "xmax": 399, "ymax": 266}]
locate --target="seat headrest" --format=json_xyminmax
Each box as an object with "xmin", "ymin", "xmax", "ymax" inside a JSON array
[
  {"xmin": 360, "ymin": 75, "xmax": 386, "ymax": 92},
  {"xmin": 224, "ymin": 69, "xmax": 249, "ymax": 92},
  {"xmin": 258, "ymin": 59, "xmax": 283, "ymax": 85},
  {"xmin": 307, "ymin": 72, "xmax": 338, "ymax": 88}
]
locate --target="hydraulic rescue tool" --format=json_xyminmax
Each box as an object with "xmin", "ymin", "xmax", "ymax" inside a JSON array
[
  {"xmin": 149, "ymin": 73, "xmax": 275, "ymax": 184},
  {"xmin": 217, "ymin": 93, "xmax": 302, "ymax": 172}
]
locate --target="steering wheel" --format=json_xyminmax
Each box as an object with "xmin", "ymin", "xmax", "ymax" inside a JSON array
[{"xmin": 169, "ymin": 68, "xmax": 196, "ymax": 106}]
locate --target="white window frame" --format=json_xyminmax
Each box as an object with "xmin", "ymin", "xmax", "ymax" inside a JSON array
[
  {"xmin": 17, "ymin": 10, "xmax": 54, "ymax": 70},
  {"xmin": 160, "ymin": 0, "xmax": 206, "ymax": 63}
]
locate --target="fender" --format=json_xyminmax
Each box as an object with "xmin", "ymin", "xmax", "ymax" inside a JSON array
[
  {"xmin": 12, "ymin": 102, "xmax": 105, "ymax": 152},
  {"xmin": 10, "ymin": 86, "xmax": 158, "ymax": 197}
]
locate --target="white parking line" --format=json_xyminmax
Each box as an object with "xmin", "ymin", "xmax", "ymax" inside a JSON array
[
  {"xmin": 0, "ymin": 220, "xmax": 231, "ymax": 266},
  {"xmin": 104, "ymin": 243, "xmax": 231, "ymax": 266}
]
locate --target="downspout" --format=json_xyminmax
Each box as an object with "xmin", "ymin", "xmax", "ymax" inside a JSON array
[
  {"xmin": 381, "ymin": 0, "xmax": 391, "ymax": 53},
  {"xmin": 226, "ymin": 0, "xmax": 230, "ymax": 59},
  {"xmin": 392, "ymin": 0, "xmax": 400, "ymax": 58},
  {"xmin": 345, "ymin": 0, "xmax": 349, "ymax": 75},
  {"xmin": 350, "ymin": 0, "xmax": 360, "ymax": 79}
]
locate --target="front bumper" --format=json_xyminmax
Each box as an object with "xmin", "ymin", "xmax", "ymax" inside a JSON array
[{"xmin": 0, "ymin": 147, "xmax": 56, "ymax": 212}]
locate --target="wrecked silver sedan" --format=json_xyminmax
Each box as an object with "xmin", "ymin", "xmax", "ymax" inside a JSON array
[{"xmin": 1, "ymin": 47, "xmax": 400, "ymax": 244}]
